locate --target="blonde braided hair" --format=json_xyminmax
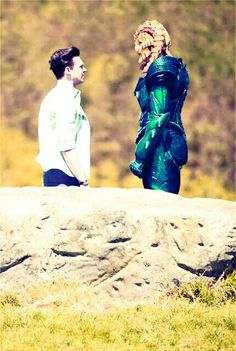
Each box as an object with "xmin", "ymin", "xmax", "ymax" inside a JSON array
[{"xmin": 134, "ymin": 20, "xmax": 171, "ymax": 72}]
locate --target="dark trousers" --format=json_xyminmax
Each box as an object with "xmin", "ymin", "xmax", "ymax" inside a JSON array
[{"xmin": 43, "ymin": 169, "xmax": 80, "ymax": 187}]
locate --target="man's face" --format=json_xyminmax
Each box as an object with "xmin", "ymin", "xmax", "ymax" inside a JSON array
[{"xmin": 69, "ymin": 56, "xmax": 87, "ymax": 86}]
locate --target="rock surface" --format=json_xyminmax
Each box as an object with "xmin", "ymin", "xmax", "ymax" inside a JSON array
[{"xmin": 0, "ymin": 187, "xmax": 235, "ymax": 309}]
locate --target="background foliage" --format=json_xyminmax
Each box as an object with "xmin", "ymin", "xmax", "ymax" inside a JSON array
[{"xmin": 0, "ymin": 0, "xmax": 235, "ymax": 199}]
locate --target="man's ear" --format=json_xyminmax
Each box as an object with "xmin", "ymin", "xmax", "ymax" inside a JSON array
[
  {"xmin": 64, "ymin": 66, "xmax": 72, "ymax": 79},
  {"xmin": 65, "ymin": 66, "xmax": 72, "ymax": 73}
]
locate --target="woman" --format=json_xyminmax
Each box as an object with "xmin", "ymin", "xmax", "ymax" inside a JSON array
[{"xmin": 129, "ymin": 20, "xmax": 190, "ymax": 194}]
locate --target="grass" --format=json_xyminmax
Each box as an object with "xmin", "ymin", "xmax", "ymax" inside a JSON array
[
  {"xmin": 171, "ymin": 271, "xmax": 236, "ymax": 305},
  {"xmin": 0, "ymin": 272, "xmax": 235, "ymax": 351}
]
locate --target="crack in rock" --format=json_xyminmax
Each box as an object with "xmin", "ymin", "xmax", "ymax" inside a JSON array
[
  {"xmin": 172, "ymin": 238, "xmax": 184, "ymax": 252},
  {"xmin": 108, "ymin": 237, "xmax": 131, "ymax": 244},
  {"xmin": 177, "ymin": 263, "xmax": 204, "ymax": 276},
  {"xmin": 170, "ymin": 222, "xmax": 178, "ymax": 229},
  {"xmin": 0, "ymin": 255, "xmax": 31, "ymax": 273},
  {"xmin": 198, "ymin": 242, "xmax": 204, "ymax": 246},
  {"xmin": 41, "ymin": 216, "xmax": 50, "ymax": 221},
  {"xmin": 51, "ymin": 248, "xmax": 87, "ymax": 257},
  {"xmin": 151, "ymin": 243, "xmax": 159, "ymax": 248},
  {"xmin": 178, "ymin": 253, "xmax": 236, "ymax": 278}
]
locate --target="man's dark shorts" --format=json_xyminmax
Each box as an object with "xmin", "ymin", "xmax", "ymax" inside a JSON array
[{"xmin": 43, "ymin": 169, "xmax": 81, "ymax": 187}]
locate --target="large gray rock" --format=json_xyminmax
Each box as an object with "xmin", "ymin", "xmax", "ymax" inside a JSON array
[{"xmin": 0, "ymin": 187, "xmax": 235, "ymax": 308}]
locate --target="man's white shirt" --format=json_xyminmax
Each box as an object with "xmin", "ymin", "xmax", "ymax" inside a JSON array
[{"xmin": 36, "ymin": 80, "xmax": 90, "ymax": 179}]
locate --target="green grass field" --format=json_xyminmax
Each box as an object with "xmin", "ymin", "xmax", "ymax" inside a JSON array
[{"xmin": 1, "ymin": 273, "xmax": 235, "ymax": 351}]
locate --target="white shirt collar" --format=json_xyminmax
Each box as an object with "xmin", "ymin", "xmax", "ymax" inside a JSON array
[{"xmin": 56, "ymin": 80, "xmax": 80, "ymax": 98}]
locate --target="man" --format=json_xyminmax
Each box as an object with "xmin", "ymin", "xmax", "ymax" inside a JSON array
[{"xmin": 37, "ymin": 46, "xmax": 90, "ymax": 187}]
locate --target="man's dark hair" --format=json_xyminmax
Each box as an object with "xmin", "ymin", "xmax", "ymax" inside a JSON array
[{"xmin": 49, "ymin": 46, "xmax": 80, "ymax": 79}]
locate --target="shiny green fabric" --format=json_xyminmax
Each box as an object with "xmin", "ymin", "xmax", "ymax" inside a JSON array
[{"xmin": 129, "ymin": 55, "xmax": 189, "ymax": 194}]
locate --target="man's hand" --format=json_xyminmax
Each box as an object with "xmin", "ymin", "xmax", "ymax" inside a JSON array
[
  {"xmin": 79, "ymin": 180, "xmax": 90, "ymax": 188},
  {"xmin": 63, "ymin": 148, "xmax": 87, "ymax": 183}
]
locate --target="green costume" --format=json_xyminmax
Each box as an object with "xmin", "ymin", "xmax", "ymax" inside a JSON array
[{"xmin": 130, "ymin": 55, "xmax": 189, "ymax": 193}]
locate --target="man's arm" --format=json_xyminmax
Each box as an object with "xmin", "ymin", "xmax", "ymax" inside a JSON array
[
  {"xmin": 54, "ymin": 92, "xmax": 89, "ymax": 185},
  {"xmin": 63, "ymin": 148, "xmax": 88, "ymax": 184}
]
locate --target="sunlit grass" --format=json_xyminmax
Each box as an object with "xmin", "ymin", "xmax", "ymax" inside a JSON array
[
  {"xmin": 1, "ymin": 300, "xmax": 235, "ymax": 351},
  {"xmin": 0, "ymin": 273, "xmax": 235, "ymax": 351},
  {"xmin": 170, "ymin": 271, "xmax": 236, "ymax": 305}
]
